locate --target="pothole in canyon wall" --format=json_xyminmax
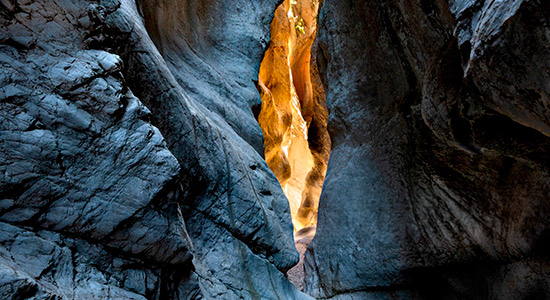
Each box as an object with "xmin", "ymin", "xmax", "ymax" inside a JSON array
[{"xmin": 257, "ymin": 0, "xmax": 329, "ymax": 290}]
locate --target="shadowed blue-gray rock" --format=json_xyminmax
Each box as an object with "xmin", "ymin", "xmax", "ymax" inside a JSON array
[
  {"xmin": 306, "ymin": 1, "xmax": 550, "ymax": 299},
  {"xmin": 1, "ymin": 0, "xmax": 549, "ymax": 299},
  {"xmin": 0, "ymin": 0, "xmax": 311, "ymax": 299}
]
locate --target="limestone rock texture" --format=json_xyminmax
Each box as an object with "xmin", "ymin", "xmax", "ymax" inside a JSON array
[
  {"xmin": 2, "ymin": 0, "xmax": 550, "ymax": 299},
  {"xmin": 305, "ymin": 0, "xmax": 550, "ymax": 299},
  {"xmin": 0, "ymin": 0, "xmax": 311, "ymax": 299}
]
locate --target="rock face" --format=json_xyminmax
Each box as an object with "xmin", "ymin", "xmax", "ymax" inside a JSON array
[
  {"xmin": 0, "ymin": 0, "xmax": 311, "ymax": 299},
  {"xmin": 2, "ymin": 0, "xmax": 550, "ymax": 299},
  {"xmin": 305, "ymin": 0, "xmax": 550, "ymax": 299},
  {"xmin": 257, "ymin": 0, "xmax": 329, "ymax": 237}
]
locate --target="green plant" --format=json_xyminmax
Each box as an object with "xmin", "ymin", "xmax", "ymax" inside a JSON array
[{"xmin": 295, "ymin": 18, "xmax": 305, "ymax": 34}]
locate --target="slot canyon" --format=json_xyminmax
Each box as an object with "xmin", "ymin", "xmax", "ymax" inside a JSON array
[
  {"xmin": 1, "ymin": 1, "xmax": 549, "ymax": 300},
  {"xmin": 258, "ymin": 0, "xmax": 328, "ymax": 239},
  {"xmin": 257, "ymin": 0, "xmax": 328, "ymax": 289}
]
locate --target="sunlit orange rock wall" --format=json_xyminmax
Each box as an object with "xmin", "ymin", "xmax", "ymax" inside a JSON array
[{"xmin": 258, "ymin": 0, "xmax": 329, "ymax": 235}]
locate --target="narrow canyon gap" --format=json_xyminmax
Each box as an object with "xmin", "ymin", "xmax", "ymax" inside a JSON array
[
  {"xmin": 257, "ymin": 0, "xmax": 329, "ymax": 289},
  {"xmin": 1, "ymin": 0, "xmax": 550, "ymax": 299},
  {"xmin": 258, "ymin": 0, "xmax": 329, "ymax": 241}
]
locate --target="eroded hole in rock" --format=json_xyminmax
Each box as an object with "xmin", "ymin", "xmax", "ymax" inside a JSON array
[{"xmin": 257, "ymin": 0, "xmax": 330, "ymax": 290}]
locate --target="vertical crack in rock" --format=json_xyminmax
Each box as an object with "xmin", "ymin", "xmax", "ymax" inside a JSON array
[
  {"xmin": 97, "ymin": 0, "xmax": 314, "ymax": 298},
  {"xmin": 4, "ymin": 0, "xmax": 549, "ymax": 298},
  {"xmin": 0, "ymin": 0, "xmax": 315, "ymax": 298},
  {"xmin": 258, "ymin": 0, "xmax": 330, "ymax": 291},
  {"xmin": 258, "ymin": 0, "xmax": 329, "ymax": 240}
]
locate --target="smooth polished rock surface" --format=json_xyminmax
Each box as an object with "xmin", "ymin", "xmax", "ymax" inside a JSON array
[{"xmin": 305, "ymin": 0, "xmax": 550, "ymax": 299}]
